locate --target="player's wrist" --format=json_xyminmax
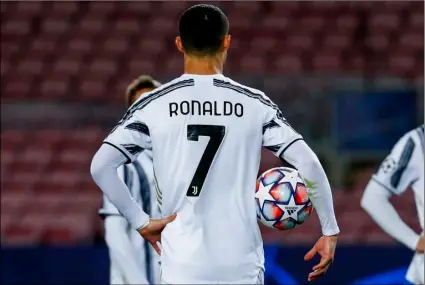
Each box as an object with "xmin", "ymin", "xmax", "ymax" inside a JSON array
[
  {"xmin": 136, "ymin": 219, "xmax": 150, "ymax": 232},
  {"xmin": 322, "ymin": 227, "xmax": 340, "ymax": 237}
]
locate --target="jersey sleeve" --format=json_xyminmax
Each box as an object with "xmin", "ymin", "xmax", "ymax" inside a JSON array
[
  {"xmin": 262, "ymin": 103, "xmax": 303, "ymax": 157},
  {"xmin": 103, "ymin": 112, "xmax": 152, "ymax": 164},
  {"xmin": 98, "ymin": 166, "xmax": 126, "ymax": 217},
  {"xmin": 372, "ymin": 133, "xmax": 419, "ymax": 195}
]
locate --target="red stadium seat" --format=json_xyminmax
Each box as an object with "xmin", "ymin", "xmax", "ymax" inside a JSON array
[
  {"xmin": 42, "ymin": 228, "xmax": 74, "ymax": 244},
  {"xmin": 113, "ymin": 19, "xmax": 141, "ymax": 36},
  {"xmin": 78, "ymin": 16, "xmax": 106, "ymax": 35},
  {"xmin": 273, "ymin": 53, "xmax": 304, "ymax": 74},
  {"xmin": 312, "ymin": 51, "xmax": 342, "ymax": 73},
  {"xmin": 88, "ymin": 2, "xmax": 116, "ymax": 15},
  {"xmin": 51, "ymin": 2, "xmax": 78, "ymax": 16},
  {"xmin": 41, "ymin": 17, "xmax": 72, "ymax": 35},
  {"xmin": 15, "ymin": 2, "xmax": 44, "ymax": 16},
  {"xmin": 1, "ymin": 19, "xmax": 30, "ymax": 36},
  {"xmin": 3, "ymin": 225, "xmax": 42, "ymax": 245},
  {"xmin": 239, "ymin": 55, "xmax": 267, "ymax": 75},
  {"xmin": 124, "ymin": 2, "xmax": 153, "ymax": 15}
]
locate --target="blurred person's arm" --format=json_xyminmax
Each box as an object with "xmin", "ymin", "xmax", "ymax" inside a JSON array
[
  {"xmin": 105, "ymin": 215, "xmax": 150, "ymax": 284},
  {"xmin": 361, "ymin": 133, "xmax": 422, "ymax": 251},
  {"xmin": 361, "ymin": 181, "xmax": 420, "ymax": 250}
]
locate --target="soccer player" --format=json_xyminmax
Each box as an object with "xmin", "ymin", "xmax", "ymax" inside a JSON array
[
  {"xmin": 91, "ymin": 4, "xmax": 340, "ymax": 284},
  {"xmin": 98, "ymin": 75, "xmax": 162, "ymax": 284},
  {"xmin": 361, "ymin": 126, "xmax": 424, "ymax": 284}
]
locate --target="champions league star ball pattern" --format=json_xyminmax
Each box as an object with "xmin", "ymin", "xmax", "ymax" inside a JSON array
[{"xmin": 255, "ymin": 167, "xmax": 313, "ymax": 230}]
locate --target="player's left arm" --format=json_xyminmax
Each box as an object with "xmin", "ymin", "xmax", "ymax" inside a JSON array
[
  {"xmin": 262, "ymin": 102, "xmax": 339, "ymax": 281},
  {"xmin": 281, "ymin": 140, "xmax": 339, "ymax": 281}
]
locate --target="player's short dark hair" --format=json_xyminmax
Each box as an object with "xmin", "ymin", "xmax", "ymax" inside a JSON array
[
  {"xmin": 125, "ymin": 75, "xmax": 161, "ymax": 106},
  {"xmin": 179, "ymin": 4, "xmax": 229, "ymax": 56}
]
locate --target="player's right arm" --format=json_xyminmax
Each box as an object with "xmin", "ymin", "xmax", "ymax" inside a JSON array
[
  {"xmin": 261, "ymin": 99, "xmax": 339, "ymax": 281},
  {"xmin": 361, "ymin": 133, "xmax": 423, "ymax": 252},
  {"xmin": 91, "ymin": 113, "xmax": 175, "ymax": 254}
]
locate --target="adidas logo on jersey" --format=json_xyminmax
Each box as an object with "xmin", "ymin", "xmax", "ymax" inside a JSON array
[{"xmin": 286, "ymin": 207, "xmax": 298, "ymax": 215}]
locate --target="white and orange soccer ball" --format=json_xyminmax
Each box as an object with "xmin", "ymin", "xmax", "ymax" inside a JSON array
[{"xmin": 255, "ymin": 167, "xmax": 313, "ymax": 230}]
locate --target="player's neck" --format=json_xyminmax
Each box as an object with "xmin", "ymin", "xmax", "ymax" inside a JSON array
[{"xmin": 183, "ymin": 55, "xmax": 223, "ymax": 75}]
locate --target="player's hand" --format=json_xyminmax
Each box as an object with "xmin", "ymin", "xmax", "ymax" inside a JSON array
[
  {"xmin": 304, "ymin": 234, "xmax": 338, "ymax": 282},
  {"xmin": 415, "ymin": 236, "xmax": 424, "ymax": 253},
  {"xmin": 137, "ymin": 213, "xmax": 177, "ymax": 255}
]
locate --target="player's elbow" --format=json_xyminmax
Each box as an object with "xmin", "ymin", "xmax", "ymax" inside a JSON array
[
  {"xmin": 298, "ymin": 151, "xmax": 322, "ymax": 176},
  {"xmin": 361, "ymin": 181, "xmax": 388, "ymax": 213},
  {"xmin": 90, "ymin": 150, "xmax": 105, "ymax": 183},
  {"xmin": 360, "ymin": 189, "xmax": 372, "ymax": 213}
]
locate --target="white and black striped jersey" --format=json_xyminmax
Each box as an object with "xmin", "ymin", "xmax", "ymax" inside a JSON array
[
  {"xmin": 102, "ymin": 74, "xmax": 302, "ymax": 283},
  {"xmin": 372, "ymin": 125, "xmax": 424, "ymax": 229}
]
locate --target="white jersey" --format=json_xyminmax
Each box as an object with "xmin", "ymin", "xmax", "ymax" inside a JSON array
[
  {"xmin": 103, "ymin": 74, "xmax": 302, "ymax": 284},
  {"xmin": 372, "ymin": 126, "xmax": 424, "ymax": 284},
  {"xmin": 99, "ymin": 151, "xmax": 160, "ymax": 284}
]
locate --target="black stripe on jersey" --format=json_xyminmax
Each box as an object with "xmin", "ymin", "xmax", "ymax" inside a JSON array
[
  {"xmin": 279, "ymin": 156, "xmax": 297, "ymax": 170},
  {"xmin": 103, "ymin": 142, "xmax": 131, "ymax": 164},
  {"xmin": 153, "ymin": 168, "xmax": 162, "ymax": 206},
  {"xmin": 133, "ymin": 161, "xmax": 152, "ymax": 284},
  {"xmin": 125, "ymin": 121, "xmax": 150, "ymax": 136},
  {"xmin": 265, "ymin": 144, "xmax": 283, "ymax": 153},
  {"xmin": 121, "ymin": 144, "xmax": 144, "ymax": 156},
  {"xmin": 390, "ymin": 137, "xmax": 415, "ymax": 188},
  {"xmin": 280, "ymin": 138, "xmax": 304, "ymax": 155},
  {"xmin": 123, "ymin": 164, "xmax": 134, "ymax": 190},
  {"xmin": 117, "ymin": 79, "xmax": 195, "ymax": 125},
  {"xmin": 213, "ymin": 79, "xmax": 285, "ymax": 122},
  {"xmin": 371, "ymin": 177, "xmax": 395, "ymax": 194},
  {"xmin": 262, "ymin": 119, "xmax": 280, "ymax": 134}
]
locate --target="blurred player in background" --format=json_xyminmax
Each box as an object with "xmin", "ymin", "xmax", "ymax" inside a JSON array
[
  {"xmin": 91, "ymin": 4, "xmax": 339, "ymax": 284},
  {"xmin": 98, "ymin": 75, "xmax": 161, "ymax": 284},
  {"xmin": 361, "ymin": 125, "xmax": 424, "ymax": 284}
]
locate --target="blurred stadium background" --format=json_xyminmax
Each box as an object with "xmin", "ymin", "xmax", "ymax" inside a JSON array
[{"xmin": 1, "ymin": 1, "xmax": 423, "ymax": 284}]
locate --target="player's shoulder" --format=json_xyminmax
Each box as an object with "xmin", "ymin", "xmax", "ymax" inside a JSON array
[
  {"xmin": 215, "ymin": 76, "xmax": 278, "ymax": 108},
  {"xmin": 130, "ymin": 75, "xmax": 195, "ymax": 110},
  {"xmin": 215, "ymin": 76, "xmax": 266, "ymax": 98},
  {"xmin": 391, "ymin": 126, "xmax": 424, "ymax": 155},
  {"xmin": 399, "ymin": 126, "xmax": 424, "ymax": 143}
]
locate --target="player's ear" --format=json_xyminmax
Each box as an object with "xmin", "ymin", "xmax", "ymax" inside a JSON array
[
  {"xmin": 222, "ymin": 35, "xmax": 231, "ymax": 50},
  {"xmin": 175, "ymin": 37, "xmax": 184, "ymax": 53}
]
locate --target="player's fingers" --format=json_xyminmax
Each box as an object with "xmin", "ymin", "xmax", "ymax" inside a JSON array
[
  {"xmin": 308, "ymin": 268, "xmax": 326, "ymax": 281},
  {"xmin": 304, "ymin": 247, "xmax": 317, "ymax": 261},
  {"xmin": 163, "ymin": 213, "xmax": 177, "ymax": 225},
  {"xmin": 312, "ymin": 256, "xmax": 332, "ymax": 271},
  {"xmin": 151, "ymin": 242, "xmax": 161, "ymax": 255}
]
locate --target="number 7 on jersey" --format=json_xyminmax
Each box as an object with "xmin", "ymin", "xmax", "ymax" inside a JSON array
[{"xmin": 186, "ymin": 125, "xmax": 225, "ymax": 197}]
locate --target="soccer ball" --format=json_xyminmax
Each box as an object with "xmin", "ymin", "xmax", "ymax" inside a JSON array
[{"xmin": 255, "ymin": 167, "xmax": 313, "ymax": 230}]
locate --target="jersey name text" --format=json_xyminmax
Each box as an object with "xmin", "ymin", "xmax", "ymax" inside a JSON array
[{"xmin": 169, "ymin": 101, "xmax": 243, "ymax": 117}]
